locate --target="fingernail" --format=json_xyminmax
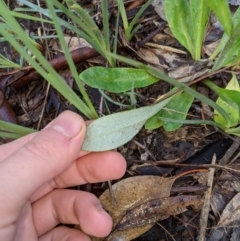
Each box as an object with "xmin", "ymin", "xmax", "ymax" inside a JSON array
[{"xmin": 51, "ymin": 119, "xmax": 82, "ymax": 138}]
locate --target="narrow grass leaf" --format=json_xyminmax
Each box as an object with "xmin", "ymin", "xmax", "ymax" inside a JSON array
[
  {"xmin": 11, "ymin": 11, "xmax": 53, "ymax": 23},
  {"xmin": 226, "ymin": 126, "xmax": 240, "ymax": 136},
  {"xmin": 0, "ymin": 54, "xmax": 20, "ymax": 68},
  {"xmin": 0, "ymin": 120, "xmax": 35, "ymax": 135},
  {"xmin": 0, "ymin": 132, "xmax": 23, "ymax": 139},
  {"xmin": 109, "ymin": 53, "xmax": 231, "ymax": 126},
  {"xmin": 203, "ymin": 79, "xmax": 240, "ymax": 111},
  {"xmin": 47, "ymin": 1, "xmax": 98, "ymax": 119},
  {"xmin": 210, "ymin": 7, "xmax": 240, "ymax": 60},
  {"xmin": 204, "ymin": 0, "xmax": 233, "ymax": 36},
  {"xmin": 158, "ymin": 117, "xmax": 224, "ymax": 129},
  {"xmin": 0, "ymin": 2, "xmax": 94, "ymax": 119},
  {"xmin": 82, "ymin": 97, "xmax": 173, "ymax": 151},
  {"xmin": 80, "ymin": 67, "xmax": 159, "ymax": 93},
  {"xmin": 127, "ymin": 0, "xmax": 154, "ymax": 40},
  {"xmin": 65, "ymin": 0, "xmax": 105, "ymax": 47}
]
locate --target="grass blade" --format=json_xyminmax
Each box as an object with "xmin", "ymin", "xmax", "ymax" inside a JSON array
[
  {"xmin": 47, "ymin": 1, "xmax": 98, "ymax": 119},
  {"xmin": 109, "ymin": 53, "xmax": 231, "ymax": 126}
]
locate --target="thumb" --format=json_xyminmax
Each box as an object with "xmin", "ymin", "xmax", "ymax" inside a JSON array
[{"xmin": 0, "ymin": 111, "xmax": 86, "ymax": 212}]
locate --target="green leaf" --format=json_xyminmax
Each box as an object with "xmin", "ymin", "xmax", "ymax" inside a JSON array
[
  {"xmin": 189, "ymin": 0, "xmax": 210, "ymax": 60},
  {"xmin": 0, "ymin": 120, "xmax": 35, "ymax": 136},
  {"xmin": 82, "ymin": 97, "xmax": 173, "ymax": 151},
  {"xmin": 204, "ymin": 0, "xmax": 233, "ymax": 36},
  {"xmin": 204, "ymin": 78, "xmax": 240, "ymax": 112},
  {"xmin": 80, "ymin": 67, "xmax": 159, "ymax": 93},
  {"xmin": 164, "ymin": 0, "xmax": 209, "ymax": 60},
  {"xmin": 109, "ymin": 53, "xmax": 231, "ymax": 126},
  {"xmin": 212, "ymin": 74, "xmax": 240, "ymax": 128},
  {"xmin": 145, "ymin": 91, "xmax": 194, "ymax": 131},
  {"xmin": 158, "ymin": 117, "xmax": 224, "ymax": 129},
  {"xmin": 213, "ymin": 20, "xmax": 240, "ymax": 69},
  {"xmin": 161, "ymin": 91, "xmax": 195, "ymax": 131},
  {"xmin": 210, "ymin": 7, "xmax": 240, "ymax": 60},
  {"xmin": 164, "ymin": 0, "xmax": 193, "ymax": 55},
  {"xmin": 226, "ymin": 126, "xmax": 240, "ymax": 136},
  {"xmin": 145, "ymin": 113, "xmax": 163, "ymax": 130}
]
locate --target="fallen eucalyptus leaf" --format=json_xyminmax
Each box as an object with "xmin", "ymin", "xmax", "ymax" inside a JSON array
[
  {"xmin": 81, "ymin": 97, "xmax": 172, "ymax": 151},
  {"xmin": 80, "ymin": 67, "xmax": 159, "ymax": 93}
]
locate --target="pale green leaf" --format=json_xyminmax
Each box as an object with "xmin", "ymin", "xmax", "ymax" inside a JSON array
[
  {"xmin": 80, "ymin": 67, "xmax": 159, "ymax": 93},
  {"xmin": 213, "ymin": 74, "xmax": 240, "ymax": 128},
  {"xmin": 204, "ymin": 78, "xmax": 240, "ymax": 111},
  {"xmin": 226, "ymin": 126, "xmax": 240, "ymax": 136},
  {"xmin": 82, "ymin": 97, "xmax": 173, "ymax": 151}
]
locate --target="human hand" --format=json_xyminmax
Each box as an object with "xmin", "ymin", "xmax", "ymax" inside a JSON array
[{"xmin": 0, "ymin": 111, "xmax": 126, "ymax": 241}]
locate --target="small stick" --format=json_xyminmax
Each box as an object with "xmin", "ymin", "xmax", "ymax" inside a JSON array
[
  {"xmin": 198, "ymin": 154, "xmax": 216, "ymax": 241},
  {"xmin": 9, "ymin": 47, "xmax": 99, "ymax": 89}
]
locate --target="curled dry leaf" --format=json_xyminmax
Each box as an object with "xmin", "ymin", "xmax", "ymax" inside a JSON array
[{"xmin": 92, "ymin": 175, "xmax": 202, "ymax": 241}]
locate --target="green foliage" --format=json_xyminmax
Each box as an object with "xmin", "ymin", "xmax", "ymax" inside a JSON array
[
  {"xmin": 82, "ymin": 97, "xmax": 173, "ymax": 151},
  {"xmin": 210, "ymin": 7, "xmax": 240, "ymax": 60},
  {"xmin": 2, "ymin": 0, "xmax": 240, "ymax": 150},
  {"xmin": 116, "ymin": 0, "xmax": 154, "ymax": 41},
  {"xmin": 204, "ymin": 76, "xmax": 240, "ymax": 129},
  {"xmin": 0, "ymin": 53, "xmax": 20, "ymax": 69},
  {"xmin": 204, "ymin": 0, "xmax": 233, "ymax": 36},
  {"xmin": 0, "ymin": 0, "xmax": 98, "ymax": 119},
  {"xmin": 164, "ymin": 0, "xmax": 210, "ymax": 60},
  {"xmin": 214, "ymin": 76, "xmax": 240, "ymax": 128},
  {"xmin": 145, "ymin": 91, "xmax": 194, "ymax": 131},
  {"xmin": 80, "ymin": 67, "xmax": 159, "ymax": 93},
  {"xmin": 0, "ymin": 120, "xmax": 36, "ymax": 139}
]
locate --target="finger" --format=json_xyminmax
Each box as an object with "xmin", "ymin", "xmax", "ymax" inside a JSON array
[
  {"xmin": 0, "ymin": 132, "xmax": 38, "ymax": 161},
  {"xmin": 39, "ymin": 226, "xmax": 91, "ymax": 241},
  {"xmin": 0, "ymin": 111, "xmax": 86, "ymax": 217},
  {"xmin": 30, "ymin": 151, "xmax": 126, "ymax": 201},
  {"xmin": 0, "ymin": 120, "xmax": 93, "ymax": 162},
  {"xmin": 60, "ymin": 151, "xmax": 126, "ymax": 185},
  {"xmin": 33, "ymin": 189, "xmax": 112, "ymax": 237}
]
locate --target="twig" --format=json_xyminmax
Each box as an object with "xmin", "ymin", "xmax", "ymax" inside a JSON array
[
  {"xmin": 8, "ymin": 47, "xmax": 99, "ymax": 89},
  {"xmin": 198, "ymin": 154, "xmax": 216, "ymax": 241}
]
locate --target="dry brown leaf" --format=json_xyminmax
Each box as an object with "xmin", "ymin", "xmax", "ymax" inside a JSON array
[
  {"xmin": 93, "ymin": 175, "xmax": 202, "ymax": 241},
  {"xmin": 208, "ymin": 192, "xmax": 240, "ymax": 240}
]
